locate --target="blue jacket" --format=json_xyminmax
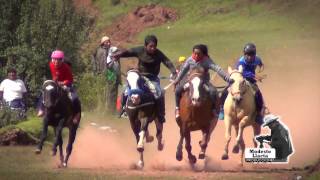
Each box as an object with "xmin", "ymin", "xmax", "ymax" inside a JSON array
[{"xmin": 236, "ymin": 55, "xmax": 263, "ymax": 83}]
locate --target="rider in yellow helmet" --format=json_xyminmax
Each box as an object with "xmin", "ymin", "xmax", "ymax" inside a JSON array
[{"xmin": 176, "ymin": 56, "xmax": 186, "ymax": 73}]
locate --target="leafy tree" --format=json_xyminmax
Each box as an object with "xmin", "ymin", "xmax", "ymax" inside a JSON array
[{"xmin": 0, "ymin": 0, "xmax": 94, "ymax": 107}]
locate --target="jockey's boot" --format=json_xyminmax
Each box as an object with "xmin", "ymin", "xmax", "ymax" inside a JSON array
[
  {"xmin": 118, "ymin": 107, "xmax": 125, "ymax": 118},
  {"xmin": 175, "ymin": 107, "xmax": 180, "ymax": 119},
  {"xmin": 218, "ymin": 108, "xmax": 224, "ymax": 120},
  {"xmin": 156, "ymin": 96, "xmax": 166, "ymax": 123},
  {"xmin": 255, "ymin": 90, "xmax": 264, "ymax": 125}
]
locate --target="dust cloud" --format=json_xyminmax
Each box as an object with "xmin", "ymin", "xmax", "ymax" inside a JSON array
[{"xmin": 66, "ymin": 43, "xmax": 319, "ymax": 171}]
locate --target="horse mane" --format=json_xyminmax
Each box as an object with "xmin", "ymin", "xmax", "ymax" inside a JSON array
[{"xmin": 187, "ymin": 66, "xmax": 205, "ymax": 81}]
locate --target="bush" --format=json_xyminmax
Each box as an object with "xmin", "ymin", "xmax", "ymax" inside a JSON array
[{"xmin": 77, "ymin": 73, "xmax": 106, "ymax": 111}]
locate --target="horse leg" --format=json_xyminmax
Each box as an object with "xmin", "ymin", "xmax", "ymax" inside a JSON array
[
  {"xmin": 239, "ymin": 138, "xmax": 245, "ymax": 166},
  {"xmin": 57, "ymin": 133, "xmax": 64, "ymax": 166},
  {"xmin": 207, "ymin": 116, "xmax": 218, "ymax": 143},
  {"xmin": 232, "ymin": 124, "xmax": 240, "ymax": 154},
  {"xmin": 252, "ymin": 123, "xmax": 261, "ymax": 148},
  {"xmin": 185, "ymin": 131, "xmax": 196, "ymax": 164},
  {"xmin": 176, "ymin": 125, "xmax": 184, "ymax": 161},
  {"xmin": 199, "ymin": 129, "xmax": 208, "ymax": 159},
  {"xmin": 234, "ymin": 118, "xmax": 249, "ymax": 165},
  {"xmin": 137, "ymin": 151, "xmax": 144, "ymax": 169},
  {"xmin": 52, "ymin": 118, "xmax": 65, "ymax": 156},
  {"xmin": 64, "ymin": 125, "xmax": 78, "ymax": 167},
  {"xmin": 145, "ymin": 129, "xmax": 154, "ymax": 143},
  {"xmin": 222, "ymin": 115, "xmax": 232, "ymax": 160},
  {"xmin": 35, "ymin": 117, "xmax": 49, "ymax": 154},
  {"xmin": 155, "ymin": 118, "xmax": 164, "ymax": 151},
  {"xmin": 137, "ymin": 117, "xmax": 148, "ymax": 152}
]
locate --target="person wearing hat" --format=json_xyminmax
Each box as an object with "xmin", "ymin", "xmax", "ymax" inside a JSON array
[
  {"xmin": 255, "ymin": 114, "xmax": 293, "ymax": 162},
  {"xmin": 92, "ymin": 36, "xmax": 121, "ymax": 113}
]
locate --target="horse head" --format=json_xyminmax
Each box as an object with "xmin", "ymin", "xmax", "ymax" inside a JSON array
[
  {"xmin": 186, "ymin": 66, "xmax": 205, "ymax": 106},
  {"xmin": 42, "ymin": 80, "xmax": 66, "ymax": 109},
  {"xmin": 228, "ymin": 65, "xmax": 248, "ymax": 104},
  {"xmin": 126, "ymin": 69, "xmax": 147, "ymax": 106}
]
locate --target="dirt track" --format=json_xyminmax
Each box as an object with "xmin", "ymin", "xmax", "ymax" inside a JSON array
[
  {"xmin": 65, "ymin": 43, "xmax": 319, "ymax": 180},
  {"xmin": 69, "ymin": 1, "xmax": 320, "ymax": 178}
]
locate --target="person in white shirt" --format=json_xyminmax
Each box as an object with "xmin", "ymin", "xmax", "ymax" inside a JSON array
[{"xmin": 0, "ymin": 68, "xmax": 27, "ymax": 109}]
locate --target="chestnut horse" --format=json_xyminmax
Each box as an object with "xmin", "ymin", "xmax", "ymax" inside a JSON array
[
  {"xmin": 176, "ymin": 66, "xmax": 219, "ymax": 164},
  {"xmin": 125, "ymin": 69, "xmax": 163, "ymax": 169},
  {"xmin": 221, "ymin": 66, "xmax": 261, "ymax": 165}
]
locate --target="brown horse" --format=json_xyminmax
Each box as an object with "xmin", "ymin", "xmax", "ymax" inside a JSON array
[
  {"xmin": 221, "ymin": 66, "xmax": 261, "ymax": 165},
  {"xmin": 176, "ymin": 66, "xmax": 219, "ymax": 164}
]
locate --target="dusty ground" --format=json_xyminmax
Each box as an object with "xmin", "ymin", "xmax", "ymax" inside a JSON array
[
  {"xmin": 46, "ymin": 0, "xmax": 320, "ymax": 179},
  {"xmin": 66, "ymin": 44, "xmax": 320, "ymax": 180}
]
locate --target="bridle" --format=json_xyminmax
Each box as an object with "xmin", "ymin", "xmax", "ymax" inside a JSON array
[
  {"xmin": 42, "ymin": 80, "xmax": 64, "ymax": 108},
  {"xmin": 228, "ymin": 71, "xmax": 247, "ymax": 98}
]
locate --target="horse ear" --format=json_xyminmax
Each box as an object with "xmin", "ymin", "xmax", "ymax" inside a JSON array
[
  {"xmin": 228, "ymin": 66, "xmax": 233, "ymax": 74},
  {"xmin": 238, "ymin": 65, "xmax": 243, "ymax": 73}
]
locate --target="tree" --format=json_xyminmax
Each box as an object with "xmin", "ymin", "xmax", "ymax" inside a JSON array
[{"xmin": 0, "ymin": 0, "xmax": 94, "ymax": 107}]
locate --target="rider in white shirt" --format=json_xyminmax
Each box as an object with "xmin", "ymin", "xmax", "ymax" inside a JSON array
[{"xmin": 0, "ymin": 68, "xmax": 27, "ymax": 109}]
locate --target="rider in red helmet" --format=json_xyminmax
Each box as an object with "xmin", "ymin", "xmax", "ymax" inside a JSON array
[{"xmin": 37, "ymin": 50, "xmax": 80, "ymax": 120}]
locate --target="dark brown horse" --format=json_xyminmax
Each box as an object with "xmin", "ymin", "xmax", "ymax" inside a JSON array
[
  {"xmin": 35, "ymin": 80, "xmax": 81, "ymax": 167},
  {"xmin": 176, "ymin": 66, "xmax": 219, "ymax": 164},
  {"xmin": 125, "ymin": 69, "xmax": 163, "ymax": 169}
]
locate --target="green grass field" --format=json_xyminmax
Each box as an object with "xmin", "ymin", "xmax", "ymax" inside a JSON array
[{"xmin": 1, "ymin": 0, "xmax": 320, "ymax": 179}]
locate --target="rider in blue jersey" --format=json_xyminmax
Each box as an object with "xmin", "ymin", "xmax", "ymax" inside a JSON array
[{"xmin": 220, "ymin": 43, "xmax": 265, "ymax": 124}]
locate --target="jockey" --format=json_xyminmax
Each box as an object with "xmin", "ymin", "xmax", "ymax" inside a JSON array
[
  {"xmin": 176, "ymin": 56, "xmax": 186, "ymax": 73},
  {"xmin": 220, "ymin": 43, "xmax": 265, "ymax": 124},
  {"xmin": 236, "ymin": 43, "xmax": 265, "ymax": 124},
  {"xmin": 37, "ymin": 50, "xmax": 81, "ymax": 118},
  {"xmin": 114, "ymin": 35, "xmax": 177, "ymax": 123},
  {"xmin": 173, "ymin": 44, "xmax": 234, "ymax": 119}
]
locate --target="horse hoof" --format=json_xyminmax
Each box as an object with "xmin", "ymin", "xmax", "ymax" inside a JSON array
[
  {"xmin": 198, "ymin": 152, "xmax": 205, "ymax": 159},
  {"xmin": 221, "ymin": 154, "xmax": 229, "ymax": 160},
  {"xmin": 232, "ymin": 145, "xmax": 239, "ymax": 154},
  {"xmin": 63, "ymin": 162, "xmax": 67, "ymax": 168},
  {"xmin": 146, "ymin": 135, "xmax": 154, "ymax": 143},
  {"xmin": 176, "ymin": 151, "xmax": 183, "ymax": 161},
  {"xmin": 137, "ymin": 160, "xmax": 144, "ymax": 169},
  {"xmin": 137, "ymin": 146, "xmax": 144, "ymax": 152},
  {"xmin": 35, "ymin": 148, "xmax": 41, "ymax": 154},
  {"xmin": 157, "ymin": 141, "xmax": 164, "ymax": 151},
  {"xmin": 188, "ymin": 155, "xmax": 197, "ymax": 164},
  {"xmin": 51, "ymin": 150, "xmax": 57, "ymax": 156}
]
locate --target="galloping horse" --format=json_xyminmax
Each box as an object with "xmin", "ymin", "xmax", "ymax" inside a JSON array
[
  {"xmin": 35, "ymin": 80, "xmax": 81, "ymax": 167},
  {"xmin": 176, "ymin": 66, "xmax": 219, "ymax": 164},
  {"xmin": 221, "ymin": 66, "xmax": 261, "ymax": 165},
  {"xmin": 125, "ymin": 69, "xmax": 164, "ymax": 169}
]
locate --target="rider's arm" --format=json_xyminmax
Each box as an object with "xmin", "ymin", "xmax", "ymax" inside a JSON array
[
  {"xmin": 256, "ymin": 56, "xmax": 264, "ymax": 73},
  {"xmin": 208, "ymin": 60, "xmax": 232, "ymax": 83},
  {"xmin": 174, "ymin": 60, "xmax": 190, "ymax": 84},
  {"xmin": 160, "ymin": 51, "xmax": 177, "ymax": 75},
  {"xmin": 113, "ymin": 47, "xmax": 140, "ymax": 60}
]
